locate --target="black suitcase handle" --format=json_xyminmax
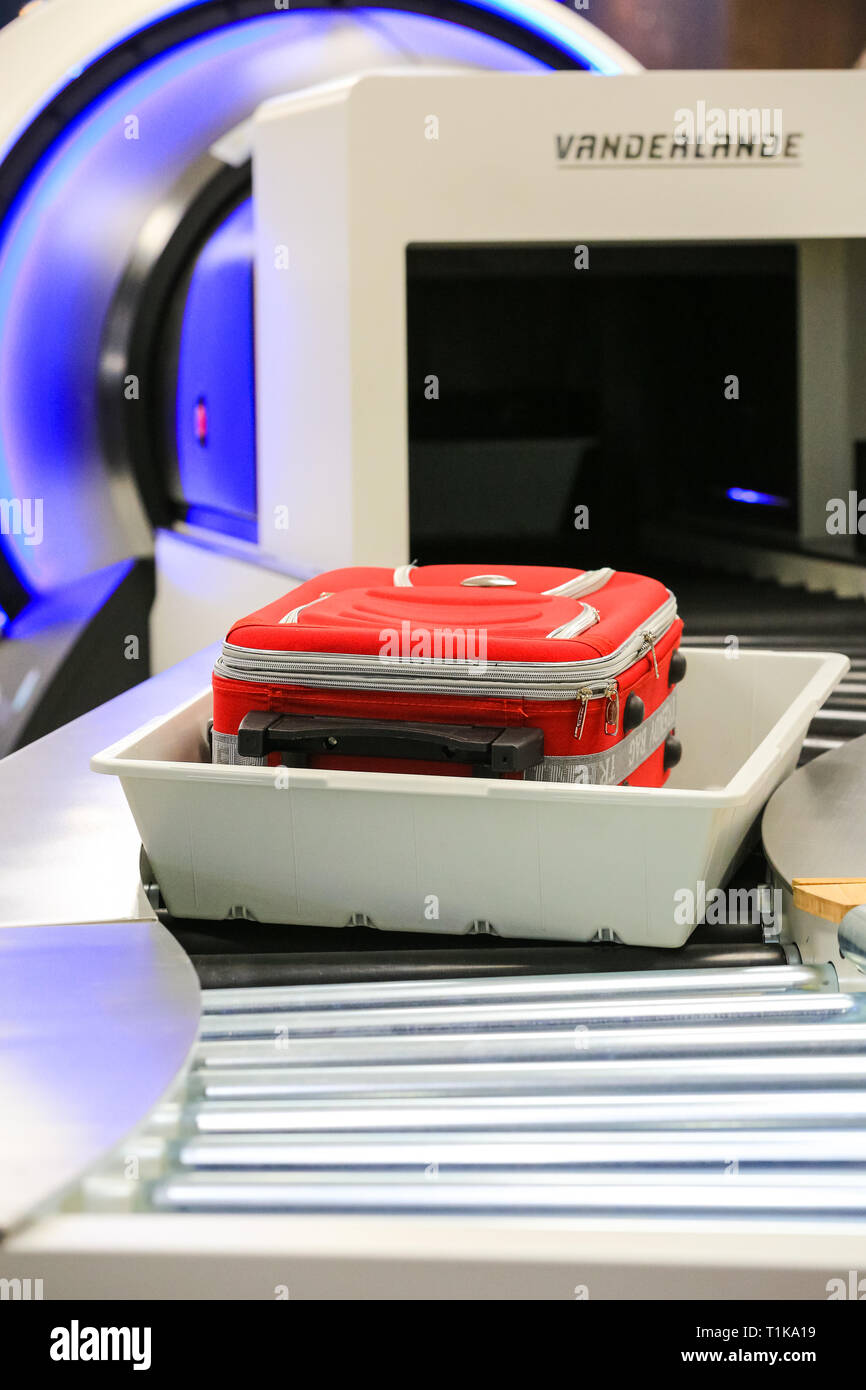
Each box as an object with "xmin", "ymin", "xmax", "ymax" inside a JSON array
[{"xmin": 238, "ymin": 711, "xmax": 544, "ymax": 775}]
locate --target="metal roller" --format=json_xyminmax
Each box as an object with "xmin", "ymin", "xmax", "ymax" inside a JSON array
[
  {"xmin": 148, "ymin": 1170, "xmax": 866, "ymax": 1218},
  {"xmin": 200, "ymin": 963, "xmax": 834, "ymax": 1015},
  {"xmin": 172, "ymin": 1128, "xmax": 866, "ymax": 1173},
  {"xmin": 196, "ymin": 990, "xmax": 859, "ymax": 1041},
  {"xmin": 192, "ymin": 1018, "xmax": 866, "ymax": 1070},
  {"xmin": 187, "ymin": 1053, "xmax": 866, "ymax": 1102},
  {"xmin": 184, "ymin": 1091, "xmax": 866, "ymax": 1134}
]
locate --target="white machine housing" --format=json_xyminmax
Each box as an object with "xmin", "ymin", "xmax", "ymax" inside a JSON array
[{"xmin": 252, "ymin": 70, "xmax": 866, "ymax": 591}]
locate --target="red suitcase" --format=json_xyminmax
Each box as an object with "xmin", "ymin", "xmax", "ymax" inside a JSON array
[{"xmin": 212, "ymin": 563, "xmax": 685, "ymax": 787}]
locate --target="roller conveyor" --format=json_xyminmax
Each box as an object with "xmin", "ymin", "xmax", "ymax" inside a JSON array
[
  {"xmin": 73, "ymin": 962, "xmax": 866, "ymax": 1224},
  {"xmin": 91, "ymin": 572, "xmax": 866, "ymax": 1228}
]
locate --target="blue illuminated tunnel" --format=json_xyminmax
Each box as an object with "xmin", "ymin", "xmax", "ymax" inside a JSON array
[
  {"xmin": 176, "ymin": 199, "xmax": 257, "ymax": 543},
  {"xmin": 0, "ymin": 2, "xmax": 631, "ymax": 595}
]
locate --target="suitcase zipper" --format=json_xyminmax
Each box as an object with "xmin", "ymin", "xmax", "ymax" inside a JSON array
[
  {"xmin": 641, "ymin": 628, "xmax": 660, "ymax": 678},
  {"xmin": 215, "ymin": 595, "xmax": 677, "ymax": 704},
  {"xmin": 575, "ymin": 682, "xmax": 621, "ymax": 740},
  {"xmin": 574, "ymin": 686, "xmax": 594, "ymax": 738},
  {"xmin": 603, "ymin": 681, "xmax": 621, "ymax": 735}
]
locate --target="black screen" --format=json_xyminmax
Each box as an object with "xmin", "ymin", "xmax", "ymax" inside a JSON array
[{"xmin": 406, "ymin": 242, "xmax": 798, "ymax": 568}]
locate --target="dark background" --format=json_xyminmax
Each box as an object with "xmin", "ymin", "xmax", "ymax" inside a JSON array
[
  {"xmin": 1, "ymin": 0, "xmax": 864, "ymax": 66},
  {"xmin": 578, "ymin": 0, "xmax": 866, "ymax": 69},
  {"xmin": 407, "ymin": 243, "xmax": 800, "ymax": 566}
]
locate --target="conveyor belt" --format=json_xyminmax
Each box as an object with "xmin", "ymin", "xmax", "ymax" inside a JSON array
[
  {"xmin": 81, "ymin": 570, "xmax": 864, "ymax": 1225},
  {"xmin": 89, "ymin": 963, "xmax": 866, "ymax": 1220},
  {"xmin": 673, "ymin": 568, "xmax": 866, "ymax": 761}
]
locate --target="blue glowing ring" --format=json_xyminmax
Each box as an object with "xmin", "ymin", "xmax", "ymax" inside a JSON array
[{"xmin": 0, "ymin": 2, "xmax": 628, "ymax": 595}]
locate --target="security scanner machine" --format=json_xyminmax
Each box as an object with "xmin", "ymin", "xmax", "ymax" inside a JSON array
[
  {"xmin": 252, "ymin": 69, "xmax": 866, "ymax": 589},
  {"xmin": 1, "ymin": 0, "xmax": 866, "ymax": 1300}
]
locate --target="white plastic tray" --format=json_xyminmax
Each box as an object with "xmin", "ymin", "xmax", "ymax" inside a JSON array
[{"xmin": 92, "ymin": 648, "xmax": 848, "ymax": 947}]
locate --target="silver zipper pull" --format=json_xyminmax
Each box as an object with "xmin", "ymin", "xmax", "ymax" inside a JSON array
[
  {"xmin": 604, "ymin": 681, "xmax": 620, "ymax": 735},
  {"xmin": 642, "ymin": 630, "xmax": 659, "ymax": 678},
  {"xmin": 574, "ymin": 686, "xmax": 593, "ymax": 739}
]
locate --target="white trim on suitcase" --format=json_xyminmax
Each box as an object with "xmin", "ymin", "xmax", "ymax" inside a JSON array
[
  {"xmin": 279, "ymin": 592, "xmax": 334, "ymax": 625},
  {"xmin": 544, "ymin": 603, "xmax": 600, "ymax": 641},
  {"xmin": 542, "ymin": 567, "xmax": 615, "ymax": 599}
]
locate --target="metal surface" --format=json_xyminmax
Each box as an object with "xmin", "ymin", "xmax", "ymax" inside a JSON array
[
  {"xmin": 149, "ymin": 1172, "xmax": 866, "ymax": 1217},
  {"xmin": 0, "ymin": 642, "xmax": 218, "ymax": 929},
  {"xmin": 188, "ymin": 1055, "xmax": 866, "ymax": 1101},
  {"xmin": 763, "ymin": 732, "xmax": 866, "ymax": 889},
  {"xmin": 133, "ymin": 965, "xmax": 866, "ymax": 1224},
  {"xmin": 173, "ymin": 1128, "xmax": 866, "ymax": 1172},
  {"xmin": 201, "ymin": 964, "xmax": 832, "ymax": 1014},
  {"xmin": 840, "ymin": 905, "xmax": 866, "ymax": 975},
  {"xmin": 184, "ymin": 1091, "xmax": 866, "ymax": 1132},
  {"xmin": 194, "ymin": 1020, "xmax": 866, "ymax": 1068},
  {"xmin": 197, "ymin": 989, "xmax": 854, "ymax": 1039},
  {"xmin": 0, "ymin": 920, "xmax": 200, "ymax": 1236}
]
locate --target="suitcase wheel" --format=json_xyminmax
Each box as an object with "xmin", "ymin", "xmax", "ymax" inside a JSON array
[
  {"xmin": 668, "ymin": 650, "xmax": 688, "ymax": 686},
  {"xmin": 623, "ymin": 693, "xmax": 645, "ymax": 733},
  {"xmin": 663, "ymin": 735, "xmax": 683, "ymax": 772}
]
